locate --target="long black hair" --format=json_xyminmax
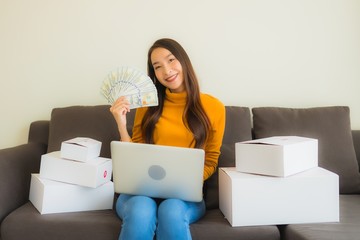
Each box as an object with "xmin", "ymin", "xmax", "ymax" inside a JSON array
[{"xmin": 141, "ymin": 38, "xmax": 211, "ymax": 149}]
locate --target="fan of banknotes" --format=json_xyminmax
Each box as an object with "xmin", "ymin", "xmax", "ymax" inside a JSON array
[{"xmin": 100, "ymin": 66, "xmax": 158, "ymax": 109}]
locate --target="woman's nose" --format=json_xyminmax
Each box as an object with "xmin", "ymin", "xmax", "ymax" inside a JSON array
[{"xmin": 163, "ymin": 64, "xmax": 171, "ymax": 75}]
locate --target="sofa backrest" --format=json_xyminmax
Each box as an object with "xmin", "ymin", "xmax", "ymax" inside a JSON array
[
  {"xmin": 204, "ymin": 106, "xmax": 252, "ymax": 209},
  {"xmin": 47, "ymin": 105, "xmax": 133, "ymax": 157},
  {"xmin": 352, "ymin": 130, "xmax": 360, "ymax": 169},
  {"xmin": 44, "ymin": 105, "xmax": 360, "ymax": 205},
  {"xmin": 252, "ymin": 106, "xmax": 360, "ymax": 194}
]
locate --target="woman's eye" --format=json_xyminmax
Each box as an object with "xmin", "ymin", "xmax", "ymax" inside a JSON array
[
  {"xmin": 154, "ymin": 66, "xmax": 161, "ymax": 70},
  {"xmin": 169, "ymin": 58, "xmax": 175, "ymax": 63}
]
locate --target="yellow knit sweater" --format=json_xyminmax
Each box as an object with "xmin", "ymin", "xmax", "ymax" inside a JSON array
[{"xmin": 131, "ymin": 88, "xmax": 226, "ymax": 181}]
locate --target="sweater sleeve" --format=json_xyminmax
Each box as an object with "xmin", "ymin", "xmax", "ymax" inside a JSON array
[{"xmin": 202, "ymin": 96, "xmax": 226, "ymax": 181}]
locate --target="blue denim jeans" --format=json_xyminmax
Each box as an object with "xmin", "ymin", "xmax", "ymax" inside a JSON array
[{"xmin": 116, "ymin": 194, "xmax": 206, "ymax": 240}]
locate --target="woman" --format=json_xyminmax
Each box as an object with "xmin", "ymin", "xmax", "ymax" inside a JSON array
[{"xmin": 110, "ymin": 38, "xmax": 225, "ymax": 240}]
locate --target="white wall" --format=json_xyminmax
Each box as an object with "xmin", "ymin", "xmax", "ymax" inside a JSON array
[{"xmin": 1, "ymin": 0, "xmax": 360, "ymax": 149}]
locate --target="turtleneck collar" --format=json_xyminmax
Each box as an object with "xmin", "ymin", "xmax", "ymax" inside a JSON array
[{"xmin": 165, "ymin": 88, "xmax": 187, "ymax": 104}]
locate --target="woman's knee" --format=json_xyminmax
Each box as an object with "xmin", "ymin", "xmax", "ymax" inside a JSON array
[
  {"xmin": 158, "ymin": 199, "xmax": 187, "ymax": 222},
  {"xmin": 117, "ymin": 195, "xmax": 157, "ymax": 223},
  {"xmin": 158, "ymin": 198, "xmax": 206, "ymax": 225}
]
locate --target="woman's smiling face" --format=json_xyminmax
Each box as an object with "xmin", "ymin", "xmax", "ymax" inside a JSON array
[{"xmin": 151, "ymin": 47, "xmax": 185, "ymax": 93}]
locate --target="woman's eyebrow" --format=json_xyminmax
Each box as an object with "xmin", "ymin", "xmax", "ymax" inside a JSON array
[{"xmin": 152, "ymin": 53, "xmax": 174, "ymax": 66}]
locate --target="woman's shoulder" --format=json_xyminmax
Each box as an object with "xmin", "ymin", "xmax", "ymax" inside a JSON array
[
  {"xmin": 200, "ymin": 93, "xmax": 225, "ymax": 117},
  {"xmin": 200, "ymin": 93, "xmax": 224, "ymax": 109}
]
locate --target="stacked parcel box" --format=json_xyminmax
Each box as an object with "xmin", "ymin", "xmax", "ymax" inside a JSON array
[
  {"xmin": 29, "ymin": 137, "xmax": 114, "ymax": 214},
  {"xmin": 219, "ymin": 136, "xmax": 339, "ymax": 227}
]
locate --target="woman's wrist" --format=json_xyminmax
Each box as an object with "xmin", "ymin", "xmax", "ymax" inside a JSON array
[{"xmin": 118, "ymin": 126, "xmax": 131, "ymax": 142}]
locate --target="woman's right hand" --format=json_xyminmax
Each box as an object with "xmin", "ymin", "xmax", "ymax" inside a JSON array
[{"xmin": 110, "ymin": 96, "xmax": 131, "ymax": 130}]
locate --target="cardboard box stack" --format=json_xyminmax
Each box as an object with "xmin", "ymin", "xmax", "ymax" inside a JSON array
[
  {"xmin": 29, "ymin": 137, "xmax": 114, "ymax": 214},
  {"xmin": 219, "ymin": 136, "xmax": 339, "ymax": 227}
]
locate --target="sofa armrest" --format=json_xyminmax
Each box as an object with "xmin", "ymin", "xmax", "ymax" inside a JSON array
[
  {"xmin": 28, "ymin": 120, "xmax": 49, "ymax": 146},
  {"xmin": 352, "ymin": 130, "xmax": 360, "ymax": 171},
  {"xmin": 0, "ymin": 143, "xmax": 47, "ymax": 223}
]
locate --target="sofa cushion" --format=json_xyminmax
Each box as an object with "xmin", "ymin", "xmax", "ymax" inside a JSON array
[
  {"xmin": 282, "ymin": 195, "xmax": 360, "ymax": 240},
  {"xmin": 47, "ymin": 105, "xmax": 135, "ymax": 158},
  {"xmin": 2, "ymin": 203, "xmax": 280, "ymax": 240},
  {"xmin": 190, "ymin": 209, "xmax": 280, "ymax": 240},
  {"xmin": 252, "ymin": 106, "xmax": 360, "ymax": 194},
  {"xmin": 204, "ymin": 106, "xmax": 252, "ymax": 209},
  {"xmin": 1, "ymin": 202, "xmax": 121, "ymax": 240}
]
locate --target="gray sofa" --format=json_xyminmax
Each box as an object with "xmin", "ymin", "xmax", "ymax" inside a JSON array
[{"xmin": 1, "ymin": 105, "xmax": 359, "ymax": 240}]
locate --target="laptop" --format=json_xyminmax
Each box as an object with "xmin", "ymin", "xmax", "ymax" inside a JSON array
[{"xmin": 110, "ymin": 141, "xmax": 205, "ymax": 202}]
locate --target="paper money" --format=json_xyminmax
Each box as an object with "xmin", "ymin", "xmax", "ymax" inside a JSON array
[
  {"xmin": 100, "ymin": 67, "xmax": 159, "ymax": 109},
  {"xmin": 124, "ymin": 91, "xmax": 159, "ymax": 109}
]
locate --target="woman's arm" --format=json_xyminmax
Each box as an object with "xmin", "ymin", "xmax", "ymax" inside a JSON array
[
  {"xmin": 110, "ymin": 96, "xmax": 132, "ymax": 142},
  {"xmin": 203, "ymin": 98, "xmax": 226, "ymax": 181}
]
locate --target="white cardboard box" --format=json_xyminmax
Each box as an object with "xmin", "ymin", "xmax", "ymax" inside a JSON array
[
  {"xmin": 40, "ymin": 151, "xmax": 112, "ymax": 188},
  {"xmin": 236, "ymin": 136, "xmax": 318, "ymax": 177},
  {"xmin": 29, "ymin": 174, "xmax": 114, "ymax": 214},
  {"xmin": 61, "ymin": 137, "xmax": 102, "ymax": 162},
  {"xmin": 219, "ymin": 167, "xmax": 339, "ymax": 227}
]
